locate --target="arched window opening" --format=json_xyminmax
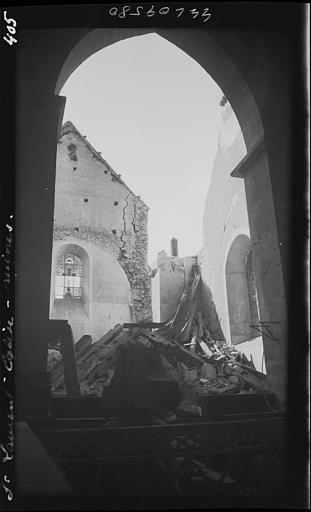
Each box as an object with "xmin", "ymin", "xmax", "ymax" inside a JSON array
[{"xmin": 55, "ymin": 253, "xmax": 83, "ymax": 299}]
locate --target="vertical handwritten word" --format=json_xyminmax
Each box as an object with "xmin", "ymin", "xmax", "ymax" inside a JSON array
[
  {"xmin": 2, "ymin": 391, "xmax": 14, "ymax": 462},
  {"xmin": 1, "ymin": 475, "xmax": 13, "ymax": 501},
  {"xmin": 2, "ymin": 317, "xmax": 14, "ymax": 372},
  {"xmin": 2, "ymin": 223, "xmax": 12, "ymax": 292},
  {"xmin": 2, "ymin": 11, "xmax": 17, "ymax": 46}
]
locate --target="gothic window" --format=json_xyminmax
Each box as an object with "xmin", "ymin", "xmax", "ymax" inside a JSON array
[{"xmin": 55, "ymin": 254, "xmax": 83, "ymax": 299}]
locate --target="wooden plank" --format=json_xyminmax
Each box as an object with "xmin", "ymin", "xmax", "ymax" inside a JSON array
[
  {"xmin": 139, "ymin": 330, "xmax": 176, "ymax": 348},
  {"xmin": 190, "ymin": 324, "xmax": 198, "ymax": 353},
  {"xmin": 75, "ymin": 344, "xmax": 98, "ymax": 366},
  {"xmin": 94, "ymin": 324, "xmax": 124, "ymax": 348},
  {"xmin": 60, "ymin": 324, "xmax": 81, "ymax": 396},
  {"xmin": 213, "ymin": 384, "xmax": 240, "ymax": 395},
  {"xmin": 81, "ymin": 332, "xmax": 130, "ymax": 382},
  {"xmin": 170, "ymin": 292, "xmax": 188, "ymax": 332},
  {"xmin": 51, "ymin": 374, "xmax": 65, "ymax": 392},
  {"xmin": 96, "ymin": 331, "xmax": 131, "ymax": 355},
  {"xmin": 189, "ymin": 272, "xmax": 201, "ymax": 300},
  {"xmin": 51, "ymin": 331, "xmax": 109, "ymax": 391},
  {"xmin": 169, "ymin": 343, "xmax": 205, "ymax": 368},
  {"xmin": 123, "ymin": 321, "xmax": 167, "ymax": 328},
  {"xmin": 139, "ymin": 329, "xmax": 204, "ymax": 368},
  {"xmin": 197, "ymin": 312, "xmax": 204, "ymax": 338},
  {"xmin": 169, "ymin": 270, "xmax": 201, "ymax": 342},
  {"xmin": 199, "ymin": 340, "xmax": 214, "ymax": 358},
  {"xmin": 181, "ymin": 301, "xmax": 198, "ymax": 343}
]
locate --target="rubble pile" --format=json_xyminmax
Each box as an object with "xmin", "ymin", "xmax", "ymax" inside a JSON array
[{"xmin": 48, "ymin": 264, "xmax": 267, "ymax": 417}]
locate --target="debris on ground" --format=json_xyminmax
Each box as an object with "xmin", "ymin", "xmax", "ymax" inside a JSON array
[{"xmin": 48, "ymin": 264, "xmax": 267, "ymax": 418}]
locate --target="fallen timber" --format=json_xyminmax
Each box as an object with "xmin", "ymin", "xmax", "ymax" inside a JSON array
[
  {"xmin": 48, "ymin": 264, "xmax": 272, "ymax": 413},
  {"xmin": 43, "ymin": 265, "xmax": 286, "ymax": 506}
]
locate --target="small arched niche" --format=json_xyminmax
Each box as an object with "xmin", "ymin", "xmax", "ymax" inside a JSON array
[{"xmin": 225, "ymin": 234, "xmax": 260, "ymax": 344}]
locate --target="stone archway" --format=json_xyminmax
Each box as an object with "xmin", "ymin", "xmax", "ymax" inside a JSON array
[
  {"xmin": 55, "ymin": 28, "xmax": 264, "ymax": 154},
  {"xmin": 15, "ymin": 22, "xmax": 291, "ymax": 413}
]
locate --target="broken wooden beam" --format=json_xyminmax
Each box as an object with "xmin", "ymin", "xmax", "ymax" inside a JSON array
[
  {"xmin": 123, "ymin": 321, "xmax": 167, "ymax": 329},
  {"xmin": 199, "ymin": 340, "xmax": 214, "ymax": 358},
  {"xmin": 138, "ymin": 329, "xmax": 205, "ymax": 368},
  {"xmin": 49, "ymin": 320, "xmax": 81, "ymax": 396}
]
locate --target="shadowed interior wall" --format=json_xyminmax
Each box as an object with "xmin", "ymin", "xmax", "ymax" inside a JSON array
[
  {"xmin": 226, "ymin": 234, "xmax": 252, "ymax": 344},
  {"xmin": 199, "ymin": 102, "xmax": 249, "ymax": 341}
]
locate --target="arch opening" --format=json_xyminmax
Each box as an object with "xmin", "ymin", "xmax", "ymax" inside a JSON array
[
  {"xmin": 13, "ymin": 15, "xmax": 293, "ymax": 416},
  {"xmin": 52, "ymin": 28, "xmax": 266, "ymax": 347},
  {"xmin": 55, "ymin": 28, "xmax": 264, "ymax": 154},
  {"xmin": 225, "ymin": 234, "xmax": 260, "ymax": 345}
]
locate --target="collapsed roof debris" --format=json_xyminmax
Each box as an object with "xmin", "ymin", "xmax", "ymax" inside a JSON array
[{"xmin": 48, "ymin": 264, "xmax": 271, "ymax": 420}]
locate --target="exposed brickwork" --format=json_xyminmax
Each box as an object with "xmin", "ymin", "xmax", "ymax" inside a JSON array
[
  {"xmin": 118, "ymin": 198, "xmax": 152, "ymax": 322},
  {"xmin": 53, "ymin": 198, "xmax": 152, "ymax": 322}
]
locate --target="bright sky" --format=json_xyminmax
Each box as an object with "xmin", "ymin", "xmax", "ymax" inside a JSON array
[{"xmin": 61, "ymin": 32, "xmax": 224, "ymax": 265}]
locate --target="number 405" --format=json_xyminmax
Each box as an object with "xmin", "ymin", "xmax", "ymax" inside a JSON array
[{"xmin": 3, "ymin": 11, "xmax": 17, "ymax": 46}]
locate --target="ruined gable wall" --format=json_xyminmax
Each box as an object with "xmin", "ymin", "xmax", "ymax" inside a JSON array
[{"xmin": 52, "ymin": 128, "xmax": 152, "ymax": 330}]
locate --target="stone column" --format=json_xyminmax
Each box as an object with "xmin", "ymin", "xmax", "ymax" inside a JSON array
[
  {"xmin": 15, "ymin": 92, "xmax": 65, "ymax": 417},
  {"xmin": 232, "ymin": 144, "xmax": 288, "ymax": 408}
]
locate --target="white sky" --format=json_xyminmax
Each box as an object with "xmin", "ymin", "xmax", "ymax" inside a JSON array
[{"xmin": 61, "ymin": 32, "xmax": 224, "ymax": 265}]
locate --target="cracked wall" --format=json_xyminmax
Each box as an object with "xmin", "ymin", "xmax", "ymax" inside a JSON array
[
  {"xmin": 199, "ymin": 101, "xmax": 265, "ymax": 371},
  {"xmin": 51, "ymin": 122, "xmax": 152, "ymax": 340}
]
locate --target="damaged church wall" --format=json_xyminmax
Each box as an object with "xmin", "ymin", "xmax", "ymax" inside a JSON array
[
  {"xmin": 199, "ymin": 100, "xmax": 265, "ymax": 372},
  {"xmin": 151, "ymin": 251, "xmax": 196, "ymax": 322},
  {"xmin": 151, "ymin": 250, "xmax": 227, "ymax": 342},
  {"xmin": 50, "ymin": 122, "xmax": 152, "ymax": 342}
]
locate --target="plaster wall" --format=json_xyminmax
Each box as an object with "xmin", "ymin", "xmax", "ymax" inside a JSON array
[
  {"xmin": 50, "ymin": 239, "xmax": 131, "ymax": 342},
  {"xmin": 235, "ymin": 336, "xmax": 267, "ymax": 374},
  {"xmin": 200, "ymin": 102, "xmax": 249, "ymax": 341},
  {"xmin": 199, "ymin": 102, "xmax": 264, "ymax": 365}
]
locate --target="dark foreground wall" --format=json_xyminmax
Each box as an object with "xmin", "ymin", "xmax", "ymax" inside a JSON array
[{"xmin": 0, "ymin": 3, "xmax": 308, "ymax": 508}]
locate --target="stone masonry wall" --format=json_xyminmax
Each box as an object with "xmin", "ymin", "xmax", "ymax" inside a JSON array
[
  {"xmin": 52, "ymin": 122, "xmax": 152, "ymax": 324},
  {"xmin": 53, "ymin": 196, "xmax": 152, "ymax": 322}
]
